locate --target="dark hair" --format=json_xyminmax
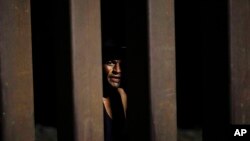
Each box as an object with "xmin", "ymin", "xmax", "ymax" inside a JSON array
[{"xmin": 102, "ymin": 38, "xmax": 126, "ymax": 63}]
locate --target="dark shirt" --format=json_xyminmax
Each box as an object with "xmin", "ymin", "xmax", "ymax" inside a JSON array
[
  {"xmin": 104, "ymin": 92, "xmax": 127, "ymax": 141},
  {"xmin": 104, "ymin": 106, "xmax": 113, "ymax": 141}
]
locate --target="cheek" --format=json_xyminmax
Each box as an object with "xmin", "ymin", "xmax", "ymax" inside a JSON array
[{"xmin": 104, "ymin": 65, "xmax": 112, "ymax": 76}]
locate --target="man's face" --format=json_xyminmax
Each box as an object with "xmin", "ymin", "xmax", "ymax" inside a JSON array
[{"xmin": 103, "ymin": 59, "xmax": 122, "ymax": 88}]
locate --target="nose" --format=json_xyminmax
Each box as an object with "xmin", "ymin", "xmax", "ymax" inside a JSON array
[{"xmin": 113, "ymin": 63, "xmax": 121, "ymax": 74}]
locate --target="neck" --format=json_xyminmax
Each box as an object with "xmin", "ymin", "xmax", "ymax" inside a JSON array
[{"xmin": 103, "ymin": 87, "xmax": 127, "ymax": 119}]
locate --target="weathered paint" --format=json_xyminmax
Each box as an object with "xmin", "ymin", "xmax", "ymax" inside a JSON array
[
  {"xmin": 70, "ymin": 0, "xmax": 104, "ymax": 140},
  {"xmin": 148, "ymin": 0, "xmax": 177, "ymax": 140},
  {"xmin": 0, "ymin": 0, "xmax": 35, "ymax": 140},
  {"xmin": 229, "ymin": 0, "xmax": 250, "ymax": 124}
]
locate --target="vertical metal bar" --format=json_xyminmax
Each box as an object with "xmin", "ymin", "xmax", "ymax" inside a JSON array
[
  {"xmin": 70, "ymin": 0, "xmax": 104, "ymax": 140},
  {"xmin": 229, "ymin": 0, "xmax": 250, "ymax": 124},
  {"xmin": 148, "ymin": 0, "xmax": 177, "ymax": 140},
  {"xmin": 0, "ymin": 0, "xmax": 35, "ymax": 140}
]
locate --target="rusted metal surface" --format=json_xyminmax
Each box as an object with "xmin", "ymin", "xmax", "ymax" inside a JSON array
[
  {"xmin": 148, "ymin": 0, "xmax": 177, "ymax": 140},
  {"xmin": 229, "ymin": 0, "xmax": 250, "ymax": 124},
  {"xmin": 70, "ymin": 0, "xmax": 104, "ymax": 140},
  {"xmin": 0, "ymin": 0, "xmax": 35, "ymax": 140}
]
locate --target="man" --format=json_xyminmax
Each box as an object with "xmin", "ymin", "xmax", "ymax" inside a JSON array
[{"xmin": 102, "ymin": 39, "xmax": 127, "ymax": 141}]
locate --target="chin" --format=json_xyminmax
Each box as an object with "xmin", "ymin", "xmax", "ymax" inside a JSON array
[{"xmin": 110, "ymin": 82, "xmax": 120, "ymax": 88}]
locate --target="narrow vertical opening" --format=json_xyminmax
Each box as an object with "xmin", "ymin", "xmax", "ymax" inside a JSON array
[
  {"xmin": 101, "ymin": 1, "xmax": 128, "ymax": 141},
  {"xmin": 100, "ymin": 0, "xmax": 151, "ymax": 140},
  {"xmin": 31, "ymin": 1, "xmax": 74, "ymax": 141},
  {"xmin": 175, "ymin": 1, "xmax": 202, "ymax": 140}
]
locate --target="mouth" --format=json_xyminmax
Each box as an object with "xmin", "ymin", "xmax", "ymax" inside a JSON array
[{"xmin": 110, "ymin": 76, "xmax": 121, "ymax": 83}]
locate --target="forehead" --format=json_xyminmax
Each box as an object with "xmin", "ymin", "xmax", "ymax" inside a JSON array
[{"xmin": 104, "ymin": 59, "xmax": 122, "ymax": 63}]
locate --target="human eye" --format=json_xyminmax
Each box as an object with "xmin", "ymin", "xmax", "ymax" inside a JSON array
[{"xmin": 105, "ymin": 61, "xmax": 114, "ymax": 66}]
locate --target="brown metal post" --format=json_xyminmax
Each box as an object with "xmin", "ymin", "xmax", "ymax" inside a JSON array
[
  {"xmin": 70, "ymin": 0, "xmax": 104, "ymax": 140},
  {"xmin": 0, "ymin": 0, "xmax": 35, "ymax": 140},
  {"xmin": 148, "ymin": 0, "xmax": 177, "ymax": 140},
  {"xmin": 229, "ymin": 0, "xmax": 250, "ymax": 124}
]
